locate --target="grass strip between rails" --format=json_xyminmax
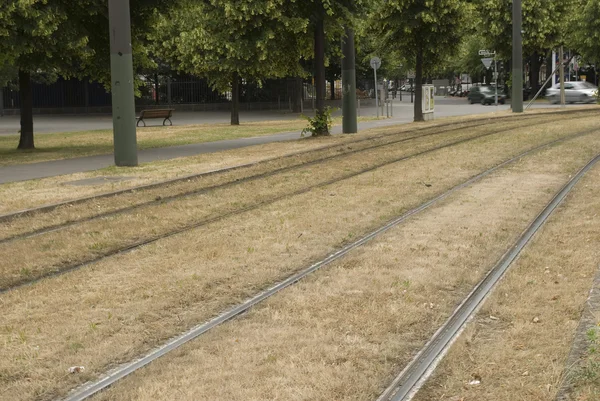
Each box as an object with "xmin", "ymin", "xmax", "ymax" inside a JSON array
[
  {"xmin": 0, "ymin": 112, "xmax": 546, "ymax": 215},
  {"xmin": 0, "ymin": 122, "xmax": 598, "ymax": 401},
  {"xmin": 2, "ymin": 118, "xmax": 597, "ymax": 291},
  {"xmin": 412, "ymin": 165, "xmax": 600, "ymax": 401},
  {"xmin": 0, "ymin": 109, "xmax": 597, "ymax": 213},
  {"xmin": 0, "ymin": 116, "xmax": 522, "ymax": 238},
  {"xmin": 86, "ymin": 127, "xmax": 600, "ymax": 401}
]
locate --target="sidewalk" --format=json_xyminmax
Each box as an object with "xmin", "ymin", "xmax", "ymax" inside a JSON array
[{"xmin": 0, "ymin": 117, "xmax": 412, "ymax": 184}]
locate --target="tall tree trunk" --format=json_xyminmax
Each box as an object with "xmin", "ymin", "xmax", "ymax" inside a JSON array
[
  {"xmin": 313, "ymin": 4, "xmax": 328, "ymax": 135},
  {"xmin": 18, "ymin": 69, "xmax": 34, "ymax": 149},
  {"xmin": 414, "ymin": 47, "xmax": 424, "ymax": 122},
  {"xmin": 330, "ymin": 80, "xmax": 335, "ymax": 100},
  {"xmin": 231, "ymin": 72, "xmax": 240, "ymax": 125}
]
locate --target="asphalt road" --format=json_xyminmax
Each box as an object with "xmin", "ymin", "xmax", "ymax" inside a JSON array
[{"xmin": 1, "ymin": 96, "xmax": 592, "ymax": 136}]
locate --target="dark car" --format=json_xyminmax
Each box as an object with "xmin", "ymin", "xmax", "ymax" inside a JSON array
[{"xmin": 467, "ymin": 86, "xmax": 506, "ymax": 105}]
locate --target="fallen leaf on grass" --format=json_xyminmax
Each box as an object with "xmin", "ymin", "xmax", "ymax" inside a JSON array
[{"xmin": 68, "ymin": 366, "xmax": 85, "ymax": 374}]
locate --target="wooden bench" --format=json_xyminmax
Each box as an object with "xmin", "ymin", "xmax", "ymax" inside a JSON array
[{"xmin": 136, "ymin": 109, "xmax": 174, "ymax": 127}]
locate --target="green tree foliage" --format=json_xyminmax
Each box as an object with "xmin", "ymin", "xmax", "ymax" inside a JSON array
[
  {"xmin": 476, "ymin": 0, "xmax": 579, "ymax": 93},
  {"xmin": 287, "ymin": 0, "xmax": 363, "ymax": 135},
  {"xmin": 370, "ymin": 0, "xmax": 469, "ymax": 121},
  {"xmin": 571, "ymin": 0, "xmax": 600, "ymax": 65},
  {"xmin": 0, "ymin": 0, "xmax": 170, "ymax": 149},
  {"xmin": 153, "ymin": 0, "xmax": 309, "ymax": 125},
  {"xmin": 0, "ymin": 0, "xmax": 95, "ymax": 149},
  {"xmin": 457, "ymin": 35, "xmax": 487, "ymax": 83},
  {"xmin": 80, "ymin": 0, "xmax": 171, "ymax": 90}
]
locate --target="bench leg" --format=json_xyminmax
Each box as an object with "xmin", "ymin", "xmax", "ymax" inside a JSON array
[
  {"xmin": 136, "ymin": 119, "xmax": 146, "ymax": 127},
  {"xmin": 163, "ymin": 118, "xmax": 173, "ymax": 126}
]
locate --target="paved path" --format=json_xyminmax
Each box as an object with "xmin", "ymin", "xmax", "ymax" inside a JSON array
[
  {"xmin": 0, "ymin": 97, "xmax": 594, "ymax": 184},
  {"xmin": 0, "ymin": 96, "xmax": 509, "ymax": 135},
  {"xmin": 0, "ymin": 117, "xmax": 406, "ymax": 184}
]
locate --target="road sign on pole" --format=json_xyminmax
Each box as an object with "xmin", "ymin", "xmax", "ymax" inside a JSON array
[
  {"xmin": 370, "ymin": 57, "xmax": 381, "ymax": 70},
  {"xmin": 370, "ymin": 57, "xmax": 381, "ymax": 118},
  {"xmin": 481, "ymin": 58, "xmax": 494, "ymax": 69},
  {"xmin": 478, "ymin": 49, "xmax": 499, "ymax": 106}
]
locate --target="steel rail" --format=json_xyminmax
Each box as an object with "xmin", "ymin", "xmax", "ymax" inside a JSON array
[
  {"xmin": 59, "ymin": 131, "xmax": 599, "ymax": 401},
  {"xmin": 0, "ymin": 113, "xmax": 572, "ymax": 246},
  {"xmin": 0, "ymin": 119, "xmax": 492, "ymax": 223},
  {"xmin": 3, "ymin": 122, "xmax": 582, "ymax": 294},
  {"xmin": 1, "ymin": 108, "xmax": 595, "ymax": 224},
  {"xmin": 377, "ymin": 153, "xmax": 600, "ymax": 401},
  {"xmin": 0, "ymin": 118, "xmax": 515, "ymax": 245}
]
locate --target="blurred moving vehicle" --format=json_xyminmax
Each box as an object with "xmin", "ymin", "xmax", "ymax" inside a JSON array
[
  {"xmin": 467, "ymin": 85, "xmax": 506, "ymax": 105},
  {"xmin": 546, "ymin": 81, "xmax": 598, "ymax": 104}
]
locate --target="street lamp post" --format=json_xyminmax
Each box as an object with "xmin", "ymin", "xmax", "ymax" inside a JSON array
[
  {"xmin": 108, "ymin": 0, "xmax": 138, "ymax": 166},
  {"xmin": 342, "ymin": 28, "xmax": 357, "ymax": 133},
  {"xmin": 512, "ymin": 0, "xmax": 523, "ymax": 112}
]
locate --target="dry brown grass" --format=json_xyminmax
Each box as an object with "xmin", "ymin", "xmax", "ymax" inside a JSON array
[
  {"xmin": 412, "ymin": 166, "xmax": 600, "ymax": 401},
  {"xmin": 87, "ymin": 128, "xmax": 600, "ymax": 401},
  {"xmin": 0, "ymin": 115, "xmax": 574, "ymax": 288},
  {"xmin": 1, "ymin": 108, "xmax": 594, "ymax": 214},
  {"xmin": 1, "ymin": 116, "xmax": 523, "ymax": 240},
  {"xmin": 1, "ymin": 117, "xmax": 596, "ymax": 291},
  {"xmin": 0, "ymin": 120, "xmax": 315, "ymax": 166},
  {"xmin": 0, "ymin": 117, "xmax": 598, "ymax": 401}
]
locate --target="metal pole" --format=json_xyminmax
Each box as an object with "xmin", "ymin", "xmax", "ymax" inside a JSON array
[
  {"xmin": 109, "ymin": 0, "xmax": 138, "ymax": 166},
  {"xmin": 512, "ymin": 0, "xmax": 523, "ymax": 112},
  {"xmin": 494, "ymin": 56, "xmax": 498, "ymax": 106},
  {"xmin": 341, "ymin": 28, "xmax": 357, "ymax": 133},
  {"xmin": 552, "ymin": 51, "xmax": 557, "ymax": 86},
  {"xmin": 560, "ymin": 46, "xmax": 566, "ymax": 107},
  {"xmin": 374, "ymin": 68, "xmax": 379, "ymax": 118},
  {"xmin": 0, "ymin": 87, "xmax": 4, "ymax": 117},
  {"xmin": 526, "ymin": 60, "xmax": 563, "ymax": 110}
]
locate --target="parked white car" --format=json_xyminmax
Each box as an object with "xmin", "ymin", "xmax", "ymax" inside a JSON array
[{"xmin": 546, "ymin": 81, "xmax": 598, "ymax": 104}]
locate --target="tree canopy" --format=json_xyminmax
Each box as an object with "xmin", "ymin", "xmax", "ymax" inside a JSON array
[
  {"xmin": 152, "ymin": 0, "xmax": 309, "ymax": 124},
  {"xmin": 370, "ymin": 0, "xmax": 470, "ymax": 121},
  {"xmin": 571, "ymin": 0, "xmax": 600, "ymax": 65}
]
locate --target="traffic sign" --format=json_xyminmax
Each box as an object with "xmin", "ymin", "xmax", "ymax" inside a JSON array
[
  {"xmin": 406, "ymin": 71, "xmax": 416, "ymax": 79},
  {"xmin": 478, "ymin": 49, "xmax": 492, "ymax": 56},
  {"xmin": 481, "ymin": 57, "xmax": 494, "ymax": 69},
  {"xmin": 370, "ymin": 57, "xmax": 381, "ymax": 70}
]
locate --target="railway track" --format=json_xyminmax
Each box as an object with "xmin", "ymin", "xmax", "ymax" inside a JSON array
[
  {"xmin": 2, "ymin": 114, "xmax": 591, "ymax": 293},
  {"xmin": 377, "ymin": 153, "xmax": 600, "ymax": 401},
  {"xmin": 0, "ymin": 118, "xmax": 515, "ymax": 244},
  {"xmin": 0, "ymin": 117, "xmax": 498, "ymax": 223},
  {"xmin": 57, "ymin": 130, "xmax": 600, "ymax": 401},
  {"xmin": 1, "ymin": 109, "xmax": 595, "ymax": 227}
]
